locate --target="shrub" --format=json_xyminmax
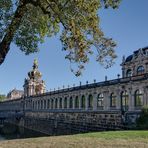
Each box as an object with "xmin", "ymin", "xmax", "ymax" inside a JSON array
[{"xmin": 136, "ymin": 106, "xmax": 148, "ymax": 129}]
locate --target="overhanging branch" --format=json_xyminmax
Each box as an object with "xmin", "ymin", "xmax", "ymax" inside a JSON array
[{"xmin": 0, "ymin": 0, "xmax": 29, "ymax": 65}]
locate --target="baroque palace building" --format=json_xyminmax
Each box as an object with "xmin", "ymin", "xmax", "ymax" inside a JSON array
[
  {"xmin": 24, "ymin": 47, "xmax": 148, "ymax": 118},
  {"xmin": 0, "ymin": 47, "xmax": 148, "ymax": 126}
]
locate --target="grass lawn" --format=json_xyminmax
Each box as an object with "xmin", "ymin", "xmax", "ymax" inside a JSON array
[{"xmin": 0, "ymin": 130, "xmax": 148, "ymax": 148}]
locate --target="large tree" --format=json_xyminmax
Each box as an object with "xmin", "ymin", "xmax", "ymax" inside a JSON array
[{"xmin": 0, "ymin": 0, "xmax": 121, "ymax": 76}]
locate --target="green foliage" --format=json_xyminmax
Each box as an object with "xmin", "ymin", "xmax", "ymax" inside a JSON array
[
  {"xmin": 0, "ymin": 0, "xmax": 121, "ymax": 75},
  {"xmin": 0, "ymin": 0, "xmax": 13, "ymax": 39},
  {"xmin": 0, "ymin": 94, "xmax": 6, "ymax": 101},
  {"xmin": 136, "ymin": 106, "xmax": 148, "ymax": 129}
]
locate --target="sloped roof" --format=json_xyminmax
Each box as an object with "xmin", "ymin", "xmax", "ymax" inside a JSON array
[{"xmin": 125, "ymin": 46, "xmax": 148, "ymax": 62}]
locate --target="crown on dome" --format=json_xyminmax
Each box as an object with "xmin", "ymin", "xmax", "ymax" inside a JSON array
[
  {"xmin": 33, "ymin": 58, "xmax": 38, "ymax": 69},
  {"xmin": 28, "ymin": 59, "xmax": 42, "ymax": 80}
]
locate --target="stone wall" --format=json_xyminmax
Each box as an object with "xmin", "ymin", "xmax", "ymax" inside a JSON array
[{"xmin": 22, "ymin": 111, "xmax": 122, "ymax": 135}]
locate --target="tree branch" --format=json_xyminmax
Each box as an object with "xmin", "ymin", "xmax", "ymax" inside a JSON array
[
  {"xmin": 0, "ymin": 0, "xmax": 28, "ymax": 65},
  {"xmin": 0, "ymin": 0, "xmax": 68, "ymax": 65}
]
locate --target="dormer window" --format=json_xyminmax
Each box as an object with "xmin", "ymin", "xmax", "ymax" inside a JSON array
[
  {"xmin": 126, "ymin": 69, "xmax": 132, "ymax": 77},
  {"xmin": 137, "ymin": 66, "xmax": 144, "ymax": 75}
]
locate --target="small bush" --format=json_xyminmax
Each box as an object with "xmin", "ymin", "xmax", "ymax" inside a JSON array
[{"xmin": 136, "ymin": 106, "xmax": 148, "ymax": 129}]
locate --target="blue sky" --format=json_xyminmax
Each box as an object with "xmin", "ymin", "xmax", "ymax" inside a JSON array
[{"xmin": 1, "ymin": 0, "xmax": 148, "ymax": 95}]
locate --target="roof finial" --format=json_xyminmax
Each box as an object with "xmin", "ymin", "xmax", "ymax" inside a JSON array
[
  {"xmin": 33, "ymin": 58, "xmax": 38, "ymax": 69},
  {"xmin": 122, "ymin": 55, "xmax": 125, "ymax": 63}
]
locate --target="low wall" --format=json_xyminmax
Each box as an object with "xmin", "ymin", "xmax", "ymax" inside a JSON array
[{"xmin": 21, "ymin": 111, "xmax": 123, "ymax": 135}]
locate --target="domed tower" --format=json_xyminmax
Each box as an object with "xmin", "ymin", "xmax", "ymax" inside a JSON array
[{"xmin": 23, "ymin": 59, "xmax": 46, "ymax": 97}]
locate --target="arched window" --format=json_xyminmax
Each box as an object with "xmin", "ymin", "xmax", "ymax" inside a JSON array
[
  {"xmin": 35, "ymin": 101, "xmax": 37, "ymax": 109},
  {"xmin": 36, "ymin": 101, "xmax": 38, "ymax": 109},
  {"xmin": 32, "ymin": 101, "xmax": 34, "ymax": 109},
  {"xmin": 88, "ymin": 94, "xmax": 93, "ymax": 109},
  {"xmin": 81, "ymin": 95, "xmax": 85, "ymax": 109},
  {"xmin": 121, "ymin": 91, "xmax": 129, "ymax": 111},
  {"xmin": 75, "ymin": 96, "xmax": 79, "ymax": 109},
  {"xmin": 32, "ymin": 101, "xmax": 35, "ymax": 109},
  {"xmin": 126, "ymin": 69, "xmax": 132, "ymax": 77},
  {"xmin": 64, "ymin": 97, "xmax": 67, "ymax": 109},
  {"xmin": 59, "ymin": 98, "xmax": 62, "ymax": 109},
  {"xmin": 97, "ymin": 93, "xmax": 104, "ymax": 109},
  {"xmin": 41, "ymin": 100, "xmax": 43, "ymax": 109},
  {"xmin": 51, "ymin": 99, "xmax": 54, "ymax": 109},
  {"xmin": 47, "ymin": 99, "xmax": 50, "ymax": 109},
  {"xmin": 44, "ymin": 100, "xmax": 46, "ymax": 109},
  {"xmin": 38, "ymin": 100, "xmax": 40, "ymax": 109},
  {"xmin": 135, "ymin": 90, "xmax": 143, "ymax": 106},
  {"xmin": 55, "ymin": 98, "xmax": 58, "ymax": 109},
  {"xmin": 34, "ymin": 101, "xmax": 36, "ymax": 109},
  {"xmin": 69, "ymin": 97, "xmax": 73, "ymax": 109},
  {"xmin": 137, "ymin": 66, "xmax": 144, "ymax": 75},
  {"xmin": 110, "ymin": 93, "xmax": 116, "ymax": 107}
]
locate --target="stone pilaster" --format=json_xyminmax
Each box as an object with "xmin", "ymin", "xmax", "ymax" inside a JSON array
[
  {"xmin": 85, "ymin": 94, "xmax": 88, "ymax": 111},
  {"xmin": 115, "ymin": 89, "xmax": 121, "ymax": 110},
  {"xmin": 78, "ymin": 95, "xmax": 81, "ymax": 109},
  {"xmin": 57, "ymin": 98, "xmax": 60, "ymax": 109},
  {"xmin": 128, "ymin": 88, "xmax": 134, "ymax": 111},
  {"xmin": 143, "ymin": 86, "xmax": 148, "ymax": 106},
  {"xmin": 103, "ymin": 91, "xmax": 109, "ymax": 111},
  {"xmin": 67, "ymin": 96, "xmax": 70, "ymax": 109},
  {"xmin": 62, "ymin": 97, "xmax": 65, "ymax": 109},
  {"xmin": 93, "ymin": 93, "xmax": 97, "ymax": 111},
  {"xmin": 72, "ymin": 95, "xmax": 75, "ymax": 109}
]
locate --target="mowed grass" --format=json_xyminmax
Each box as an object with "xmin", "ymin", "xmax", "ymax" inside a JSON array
[{"xmin": 0, "ymin": 130, "xmax": 148, "ymax": 148}]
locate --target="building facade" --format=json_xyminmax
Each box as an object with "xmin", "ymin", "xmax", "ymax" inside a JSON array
[
  {"xmin": 26, "ymin": 47, "xmax": 147, "ymax": 110},
  {"xmin": 0, "ymin": 47, "xmax": 148, "ymax": 127},
  {"xmin": 7, "ymin": 88, "xmax": 24, "ymax": 100}
]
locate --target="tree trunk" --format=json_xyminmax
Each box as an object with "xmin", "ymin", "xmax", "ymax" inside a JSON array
[{"xmin": 0, "ymin": 1, "xmax": 27, "ymax": 65}]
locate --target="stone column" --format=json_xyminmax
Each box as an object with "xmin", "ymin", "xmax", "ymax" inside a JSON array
[
  {"xmin": 57, "ymin": 98, "xmax": 60, "ymax": 109},
  {"xmin": 45, "ymin": 99, "xmax": 47, "ymax": 109},
  {"xmin": 79, "ymin": 95, "xmax": 82, "ymax": 110},
  {"xmin": 128, "ymin": 88, "xmax": 134, "ymax": 111},
  {"xmin": 46, "ymin": 98, "xmax": 48, "ymax": 109},
  {"xmin": 85, "ymin": 94, "xmax": 88, "ymax": 111},
  {"xmin": 131, "ymin": 89, "xmax": 136, "ymax": 111},
  {"xmin": 93, "ymin": 92, "xmax": 97, "ymax": 111},
  {"xmin": 42, "ymin": 100, "xmax": 43, "ymax": 110},
  {"xmin": 73, "ymin": 96, "xmax": 75, "ymax": 109},
  {"xmin": 42, "ymin": 99, "xmax": 44, "ymax": 110},
  {"xmin": 53, "ymin": 98, "xmax": 55, "ymax": 110},
  {"xmin": 67, "ymin": 96, "xmax": 70, "ymax": 109},
  {"xmin": 62, "ymin": 96, "xmax": 64, "ymax": 109},
  {"xmin": 115, "ymin": 89, "xmax": 121, "ymax": 110},
  {"xmin": 143, "ymin": 86, "xmax": 148, "ymax": 106},
  {"xmin": 29, "ymin": 99, "xmax": 31, "ymax": 110},
  {"xmin": 103, "ymin": 91, "xmax": 109, "ymax": 111},
  {"xmin": 72, "ymin": 95, "xmax": 75, "ymax": 109},
  {"xmin": 34, "ymin": 100, "xmax": 35, "ymax": 110},
  {"xmin": 49, "ymin": 99, "xmax": 51, "ymax": 109}
]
